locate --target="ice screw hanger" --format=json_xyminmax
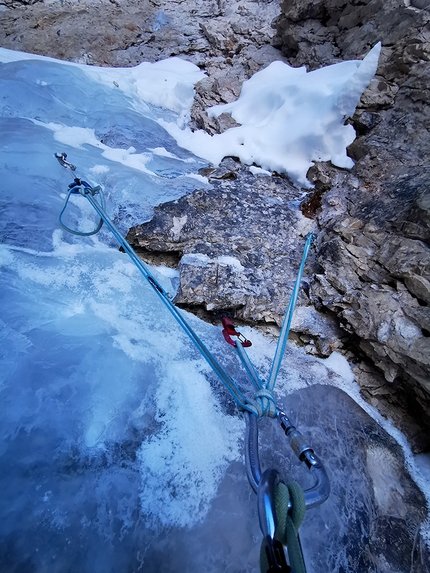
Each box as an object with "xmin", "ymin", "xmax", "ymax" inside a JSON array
[{"xmin": 55, "ymin": 152, "xmax": 76, "ymax": 171}]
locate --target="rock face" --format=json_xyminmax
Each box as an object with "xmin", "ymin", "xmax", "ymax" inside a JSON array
[
  {"xmin": 0, "ymin": 0, "xmax": 285, "ymax": 132},
  {"xmin": 128, "ymin": 160, "xmax": 311, "ymax": 323},
  {"xmin": 310, "ymin": 168, "xmax": 430, "ymax": 451},
  {"xmin": 126, "ymin": 159, "xmax": 345, "ymax": 355},
  {"xmin": 269, "ymin": 384, "xmax": 430, "ymax": 573},
  {"xmin": 272, "ymin": 0, "xmax": 430, "ymax": 449},
  {"xmin": 0, "ymin": 0, "xmax": 281, "ymax": 65}
]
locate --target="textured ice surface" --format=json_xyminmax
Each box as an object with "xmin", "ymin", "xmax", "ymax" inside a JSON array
[{"xmin": 0, "ymin": 50, "xmax": 429, "ymax": 573}]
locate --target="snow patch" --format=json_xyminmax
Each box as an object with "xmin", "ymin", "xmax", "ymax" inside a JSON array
[
  {"xmin": 249, "ymin": 165, "xmax": 272, "ymax": 176},
  {"xmin": 162, "ymin": 43, "xmax": 381, "ymax": 187},
  {"xmin": 181, "ymin": 253, "xmax": 211, "ymax": 267},
  {"xmin": 320, "ymin": 351, "xmax": 355, "ymax": 384},
  {"xmin": 89, "ymin": 164, "xmax": 110, "ymax": 174},
  {"xmin": 217, "ymin": 255, "xmax": 245, "ymax": 272}
]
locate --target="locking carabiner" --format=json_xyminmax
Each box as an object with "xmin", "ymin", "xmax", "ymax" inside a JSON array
[{"xmin": 245, "ymin": 411, "xmax": 330, "ymax": 509}]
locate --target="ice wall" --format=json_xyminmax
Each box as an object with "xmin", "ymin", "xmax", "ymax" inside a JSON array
[{"xmin": 0, "ymin": 48, "xmax": 428, "ymax": 573}]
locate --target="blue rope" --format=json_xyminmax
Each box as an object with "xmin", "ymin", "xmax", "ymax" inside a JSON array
[
  {"xmin": 57, "ymin": 173, "xmax": 315, "ymax": 573},
  {"xmin": 267, "ymin": 233, "xmax": 313, "ymax": 392},
  {"xmin": 58, "ymin": 180, "xmax": 261, "ymax": 416},
  {"xmin": 232, "ymin": 234, "xmax": 312, "ymax": 417},
  {"xmin": 58, "ymin": 177, "xmax": 312, "ymax": 420}
]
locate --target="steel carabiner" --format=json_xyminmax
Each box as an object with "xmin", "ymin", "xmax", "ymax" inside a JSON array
[{"xmin": 245, "ymin": 411, "xmax": 330, "ymax": 510}]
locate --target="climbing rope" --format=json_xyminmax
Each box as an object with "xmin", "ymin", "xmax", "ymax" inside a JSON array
[
  {"xmin": 259, "ymin": 478, "xmax": 307, "ymax": 573},
  {"xmin": 56, "ymin": 173, "xmax": 257, "ymax": 415},
  {"xmin": 55, "ymin": 154, "xmax": 310, "ymax": 420},
  {"xmin": 54, "ymin": 153, "xmax": 328, "ymax": 573},
  {"xmin": 220, "ymin": 232, "xmax": 312, "ymax": 419},
  {"xmin": 273, "ymin": 481, "xmax": 307, "ymax": 573}
]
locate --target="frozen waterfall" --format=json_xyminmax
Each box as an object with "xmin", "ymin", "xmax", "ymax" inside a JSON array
[{"xmin": 0, "ymin": 48, "xmax": 429, "ymax": 573}]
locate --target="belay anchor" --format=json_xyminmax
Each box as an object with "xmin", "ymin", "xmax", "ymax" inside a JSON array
[{"xmin": 54, "ymin": 153, "xmax": 330, "ymax": 573}]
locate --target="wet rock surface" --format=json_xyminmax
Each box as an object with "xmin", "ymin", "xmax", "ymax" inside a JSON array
[{"xmin": 273, "ymin": 384, "xmax": 430, "ymax": 573}]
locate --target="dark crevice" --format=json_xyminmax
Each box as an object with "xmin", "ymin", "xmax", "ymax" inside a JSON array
[
  {"xmin": 125, "ymin": 245, "xmax": 182, "ymax": 269},
  {"xmin": 386, "ymin": 279, "xmax": 398, "ymax": 290},
  {"xmin": 401, "ymin": 285, "xmax": 429, "ymax": 307},
  {"xmin": 174, "ymin": 302, "xmax": 247, "ymax": 326},
  {"xmin": 320, "ymin": 6, "xmax": 332, "ymax": 27}
]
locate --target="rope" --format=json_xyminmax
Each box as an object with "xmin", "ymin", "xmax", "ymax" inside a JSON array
[
  {"xmin": 231, "ymin": 234, "xmax": 312, "ymax": 419},
  {"xmin": 54, "ymin": 163, "xmax": 319, "ymax": 573},
  {"xmin": 254, "ymin": 388, "xmax": 277, "ymax": 418},
  {"xmin": 58, "ymin": 180, "xmax": 261, "ymax": 416},
  {"xmin": 56, "ymin": 169, "xmax": 314, "ymax": 573},
  {"xmin": 58, "ymin": 177, "xmax": 312, "ymax": 422},
  {"xmin": 235, "ymin": 341, "xmax": 263, "ymax": 391},
  {"xmin": 260, "ymin": 482, "xmax": 307, "ymax": 573},
  {"xmin": 267, "ymin": 233, "xmax": 312, "ymax": 392}
]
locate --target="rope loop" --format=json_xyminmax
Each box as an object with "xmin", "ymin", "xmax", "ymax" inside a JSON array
[
  {"xmin": 260, "ymin": 481, "xmax": 307, "ymax": 573},
  {"xmin": 252, "ymin": 388, "xmax": 277, "ymax": 418},
  {"xmin": 276, "ymin": 482, "xmax": 307, "ymax": 573},
  {"xmin": 276, "ymin": 482, "xmax": 306, "ymax": 535}
]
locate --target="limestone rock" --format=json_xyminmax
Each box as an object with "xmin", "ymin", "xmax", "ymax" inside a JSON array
[
  {"xmin": 275, "ymin": 384, "xmax": 429, "ymax": 573},
  {"xmin": 126, "ymin": 159, "xmax": 344, "ymax": 353},
  {"xmin": 127, "ymin": 160, "xmax": 310, "ymax": 323},
  {"xmin": 270, "ymin": 0, "xmax": 430, "ymax": 445},
  {"xmin": 310, "ymin": 171, "xmax": 430, "ymax": 439}
]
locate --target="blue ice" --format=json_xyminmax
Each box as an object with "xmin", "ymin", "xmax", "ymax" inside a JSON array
[
  {"xmin": 0, "ymin": 56, "xmax": 247, "ymax": 571},
  {"xmin": 153, "ymin": 11, "xmax": 170, "ymax": 32}
]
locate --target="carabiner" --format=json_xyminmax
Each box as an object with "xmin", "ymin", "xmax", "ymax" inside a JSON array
[{"xmin": 245, "ymin": 411, "xmax": 330, "ymax": 510}]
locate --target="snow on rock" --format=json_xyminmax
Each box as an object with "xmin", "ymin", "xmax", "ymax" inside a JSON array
[{"xmin": 162, "ymin": 44, "xmax": 381, "ymax": 187}]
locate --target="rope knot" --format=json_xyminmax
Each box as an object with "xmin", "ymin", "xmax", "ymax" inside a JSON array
[{"xmin": 254, "ymin": 388, "xmax": 277, "ymax": 418}]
